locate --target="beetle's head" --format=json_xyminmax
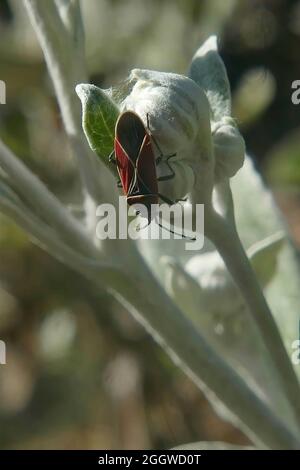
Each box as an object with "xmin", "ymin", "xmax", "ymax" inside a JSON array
[{"xmin": 127, "ymin": 194, "xmax": 159, "ymax": 224}]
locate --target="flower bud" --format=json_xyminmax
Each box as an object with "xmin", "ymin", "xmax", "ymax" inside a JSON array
[
  {"xmin": 212, "ymin": 117, "xmax": 245, "ymax": 180},
  {"xmin": 122, "ymin": 69, "xmax": 210, "ymax": 158},
  {"xmin": 121, "ymin": 69, "xmax": 211, "ymax": 201}
]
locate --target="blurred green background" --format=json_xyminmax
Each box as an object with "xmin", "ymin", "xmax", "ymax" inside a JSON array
[{"xmin": 0, "ymin": 0, "xmax": 299, "ymax": 449}]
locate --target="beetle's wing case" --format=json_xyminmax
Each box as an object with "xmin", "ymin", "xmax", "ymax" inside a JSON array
[{"xmin": 114, "ymin": 111, "xmax": 159, "ymax": 208}]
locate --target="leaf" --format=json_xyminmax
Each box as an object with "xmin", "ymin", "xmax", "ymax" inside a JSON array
[
  {"xmin": 139, "ymin": 156, "xmax": 300, "ymax": 435},
  {"xmin": 161, "ymin": 245, "xmax": 299, "ymax": 433},
  {"xmin": 172, "ymin": 441, "xmax": 255, "ymax": 450},
  {"xmin": 248, "ymin": 232, "xmax": 284, "ymax": 287},
  {"xmin": 188, "ymin": 35, "xmax": 231, "ymax": 121},
  {"xmin": 231, "ymin": 157, "xmax": 300, "ymax": 379},
  {"xmin": 76, "ymin": 83, "xmax": 119, "ymax": 175}
]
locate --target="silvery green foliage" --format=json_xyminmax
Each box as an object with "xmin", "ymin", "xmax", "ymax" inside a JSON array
[
  {"xmin": 77, "ymin": 70, "xmax": 206, "ymax": 202},
  {"xmin": 189, "ymin": 35, "xmax": 231, "ymax": 121},
  {"xmin": 160, "ymin": 195, "xmax": 297, "ymax": 430},
  {"xmin": 121, "ymin": 69, "xmax": 203, "ymax": 201},
  {"xmin": 76, "ymin": 36, "xmax": 300, "ymax": 436},
  {"xmin": 190, "ymin": 36, "xmax": 245, "ymax": 182},
  {"xmin": 121, "ymin": 66, "xmax": 244, "ymax": 199},
  {"xmin": 121, "ymin": 69, "xmax": 207, "ymax": 157},
  {"xmin": 77, "ymin": 59, "xmax": 244, "ymax": 203},
  {"xmin": 231, "ymin": 158, "xmax": 300, "ymax": 372},
  {"xmin": 165, "ymin": 232, "xmax": 284, "ymax": 319},
  {"xmin": 138, "ymin": 38, "xmax": 300, "ymax": 434},
  {"xmin": 140, "ymin": 156, "xmax": 300, "ymax": 433},
  {"xmin": 75, "ymin": 84, "xmax": 119, "ymax": 176},
  {"xmin": 3, "ymin": 3, "xmax": 300, "ymax": 446},
  {"xmin": 212, "ymin": 117, "xmax": 245, "ymax": 180}
]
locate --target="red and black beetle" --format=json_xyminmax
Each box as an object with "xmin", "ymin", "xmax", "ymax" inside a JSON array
[
  {"xmin": 110, "ymin": 110, "xmax": 176, "ymax": 217},
  {"xmin": 110, "ymin": 110, "xmax": 194, "ymax": 239},
  {"xmin": 115, "ymin": 110, "xmax": 159, "ymax": 214}
]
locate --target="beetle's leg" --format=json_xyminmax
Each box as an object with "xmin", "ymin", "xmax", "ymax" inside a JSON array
[
  {"xmin": 158, "ymin": 192, "xmax": 175, "ymax": 205},
  {"xmin": 157, "ymin": 154, "xmax": 176, "ymax": 182},
  {"xmin": 156, "ymin": 219, "xmax": 196, "ymax": 241},
  {"xmin": 152, "ymin": 134, "xmax": 165, "ymax": 160},
  {"xmin": 136, "ymin": 216, "xmax": 152, "ymax": 232},
  {"xmin": 108, "ymin": 150, "xmax": 123, "ymax": 188},
  {"xmin": 157, "ymin": 170, "xmax": 174, "ymax": 182},
  {"xmin": 147, "ymin": 113, "xmax": 179, "ymax": 169},
  {"xmin": 146, "ymin": 113, "xmax": 150, "ymax": 131},
  {"xmin": 156, "ymin": 188, "xmax": 195, "ymax": 239},
  {"xmin": 154, "ymin": 200, "xmax": 196, "ymax": 241},
  {"xmin": 158, "ymin": 192, "xmax": 187, "ymax": 205},
  {"xmin": 156, "ymin": 152, "xmax": 176, "ymax": 164},
  {"xmin": 146, "ymin": 113, "xmax": 166, "ymax": 161},
  {"xmin": 108, "ymin": 149, "xmax": 116, "ymax": 164}
]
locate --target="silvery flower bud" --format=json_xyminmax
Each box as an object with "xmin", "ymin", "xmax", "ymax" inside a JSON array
[
  {"xmin": 122, "ymin": 69, "xmax": 210, "ymax": 158},
  {"xmin": 212, "ymin": 117, "xmax": 245, "ymax": 181},
  {"xmin": 121, "ymin": 69, "xmax": 212, "ymax": 201}
]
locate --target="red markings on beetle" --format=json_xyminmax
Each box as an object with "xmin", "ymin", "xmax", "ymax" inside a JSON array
[
  {"xmin": 114, "ymin": 111, "xmax": 159, "ymax": 214},
  {"xmin": 111, "ymin": 111, "xmax": 196, "ymax": 241}
]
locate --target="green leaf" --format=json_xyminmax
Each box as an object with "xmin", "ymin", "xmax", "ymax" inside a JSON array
[
  {"xmin": 76, "ymin": 83, "xmax": 119, "ymax": 175},
  {"xmin": 188, "ymin": 36, "xmax": 231, "ymax": 121}
]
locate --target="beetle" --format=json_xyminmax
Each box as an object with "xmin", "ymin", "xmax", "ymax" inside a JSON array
[
  {"xmin": 111, "ymin": 110, "xmax": 175, "ymax": 213},
  {"xmin": 110, "ymin": 110, "xmax": 194, "ymax": 239}
]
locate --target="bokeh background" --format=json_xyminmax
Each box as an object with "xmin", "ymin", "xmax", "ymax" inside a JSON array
[{"xmin": 0, "ymin": 0, "xmax": 299, "ymax": 449}]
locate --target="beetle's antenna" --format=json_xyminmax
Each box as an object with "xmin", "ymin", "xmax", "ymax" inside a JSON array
[
  {"xmin": 158, "ymin": 193, "xmax": 175, "ymax": 205},
  {"xmin": 146, "ymin": 113, "xmax": 162, "ymax": 157},
  {"xmin": 156, "ymin": 193, "xmax": 196, "ymax": 241},
  {"xmin": 157, "ymin": 154, "xmax": 176, "ymax": 182},
  {"xmin": 156, "ymin": 217, "xmax": 196, "ymax": 241},
  {"xmin": 134, "ymin": 211, "xmax": 196, "ymax": 241},
  {"xmin": 146, "ymin": 113, "xmax": 177, "ymax": 165},
  {"xmin": 146, "ymin": 113, "xmax": 150, "ymax": 131},
  {"xmin": 135, "ymin": 208, "xmax": 153, "ymax": 232}
]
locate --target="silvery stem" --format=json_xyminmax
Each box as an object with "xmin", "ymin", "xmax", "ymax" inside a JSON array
[
  {"xmin": 0, "ymin": 139, "xmax": 98, "ymax": 258},
  {"xmin": 206, "ymin": 209, "xmax": 300, "ymax": 431},
  {"xmin": 96, "ymin": 263, "xmax": 300, "ymax": 449},
  {"xmin": 23, "ymin": 0, "xmax": 103, "ymax": 216}
]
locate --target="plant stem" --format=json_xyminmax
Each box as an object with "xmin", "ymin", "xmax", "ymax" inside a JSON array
[
  {"xmin": 206, "ymin": 210, "xmax": 300, "ymax": 430},
  {"xmin": 6, "ymin": 2, "xmax": 299, "ymax": 447},
  {"xmin": 1, "ymin": 160, "xmax": 299, "ymax": 447},
  {"xmin": 0, "ymin": 139, "xmax": 98, "ymax": 258},
  {"xmin": 102, "ymin": 263, "xmax": 300, "ymax": 449},
  {"xmin": 23, "ymin": 0, "xmax": 103, "ymax": 207},
  {"xmin": 0, "ymin": 186, "xmax": 118, "ymax": 279}
]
